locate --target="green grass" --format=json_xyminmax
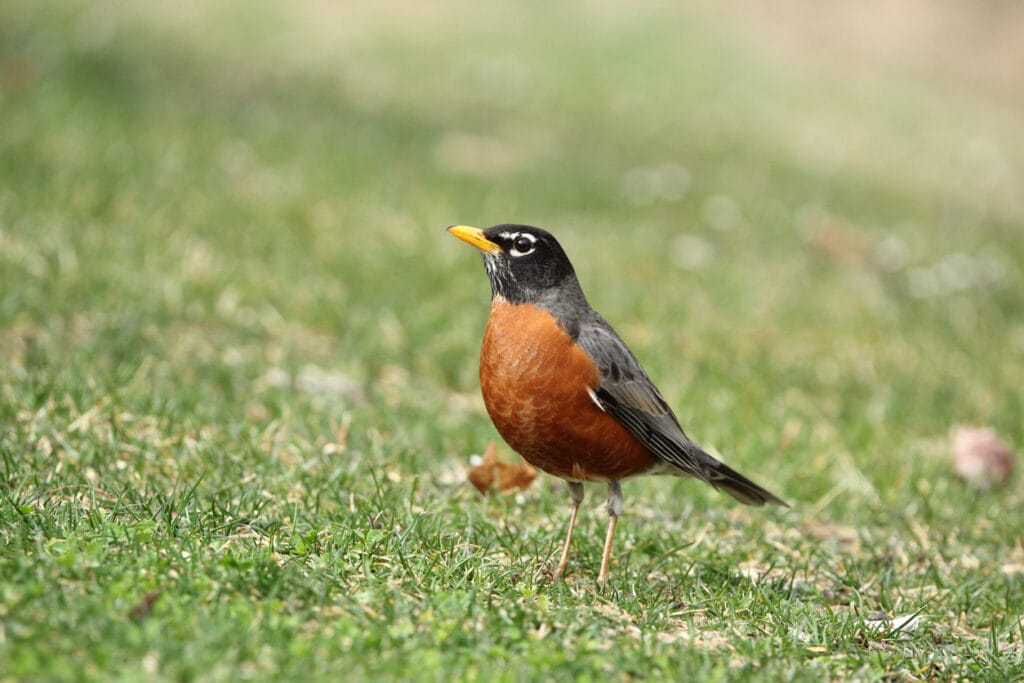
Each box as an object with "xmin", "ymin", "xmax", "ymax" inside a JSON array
[{"xmin": 2, "ymin": 1, "xmax": 1023, "ymax": 680}]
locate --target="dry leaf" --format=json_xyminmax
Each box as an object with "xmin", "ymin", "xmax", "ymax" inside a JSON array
[
  {"xmin": 801, "ymin": 211, "xmax": 871, "ymax": 263},
  {"xmin": 952, "ymin": 426, "xmax": 1014, "ymax": 490},
  {"xmin": 467, "ymin": 441, "xmax": 537, "ymax": 495},
  {"xmin": 128, "ymin": 591, "xmax": 162, "ymax": 622},
  {"xmin": 866, "ymin": 613, "xmax": 923, "ymax": 637}
]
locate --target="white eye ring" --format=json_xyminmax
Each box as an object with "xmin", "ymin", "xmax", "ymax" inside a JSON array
[{"xmin": 509, "ymin": 233, "xmax": 537, "ymax": 257}]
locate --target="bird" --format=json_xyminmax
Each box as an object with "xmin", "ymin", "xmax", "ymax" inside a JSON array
[{"xmin": 448, "ymin": 224, "xmax": 788, "ymax": 585}]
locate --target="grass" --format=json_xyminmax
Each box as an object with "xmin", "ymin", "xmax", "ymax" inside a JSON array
[{"xmin": 2, "ymin": 1, "xmax": 1023, "ymax": 680}]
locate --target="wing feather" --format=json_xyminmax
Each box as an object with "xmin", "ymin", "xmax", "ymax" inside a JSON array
[{"xmin": 576, "ymin": 316, "xmax": 788, "ymax": 507}]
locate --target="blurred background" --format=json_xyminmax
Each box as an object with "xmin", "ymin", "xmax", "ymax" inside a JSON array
[
  {"xmin": 3, "ymin": 2, "xmax": 1024, "ymax": 678},
  {"xmin": 2, "ymin": 0, "xmax": 1022, "ymax": 505}
]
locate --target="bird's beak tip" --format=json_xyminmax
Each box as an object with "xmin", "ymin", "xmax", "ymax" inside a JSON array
[{"xmin": 447, "ymin": 225, "xmax": 501, "ymax": 254}]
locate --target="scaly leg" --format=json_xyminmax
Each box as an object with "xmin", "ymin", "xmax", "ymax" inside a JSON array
[
  {"xmin": 553, "ymin": 482, "xmax": 584, "ymax": 581},
  {"xmin": 597, "ymin": 480, "xmax": 622, "ymax": 586}
]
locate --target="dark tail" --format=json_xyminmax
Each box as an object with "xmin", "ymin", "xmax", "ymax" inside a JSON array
[{"xmin": 702, "ymin": 460, "xmax": 790, "ymax": 508}]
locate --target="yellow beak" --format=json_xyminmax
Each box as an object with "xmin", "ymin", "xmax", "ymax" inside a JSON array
[{"xmin": 447, "ymin": 225, "xmax": 502, "ymax": 255}]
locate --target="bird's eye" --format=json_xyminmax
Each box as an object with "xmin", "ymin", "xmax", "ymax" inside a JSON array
[{"xmin": 510, "ymin": 235, "xmax": 535, "ymax": 257}]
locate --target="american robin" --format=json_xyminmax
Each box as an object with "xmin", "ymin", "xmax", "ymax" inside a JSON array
[{"xmin": 449, "ymin": 224, "xmax": 788, "ymax": 584}]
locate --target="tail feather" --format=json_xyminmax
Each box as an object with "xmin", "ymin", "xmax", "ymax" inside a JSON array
[{"xmin": 702, "ymin": 460, "xmax": 790, "ymax": 508}]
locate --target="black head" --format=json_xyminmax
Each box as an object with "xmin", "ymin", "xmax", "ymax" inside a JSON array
[{"xmin": 448, "ymin": 224, "xmax": 587, "ymax": 308}]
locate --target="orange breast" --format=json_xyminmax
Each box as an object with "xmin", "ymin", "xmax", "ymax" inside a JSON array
[{"xmin": 479, "ymin": 299, "xmax": 658, "ymax": 482}]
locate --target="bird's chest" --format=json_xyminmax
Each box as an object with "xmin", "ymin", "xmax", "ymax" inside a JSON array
[
  {"xmin": 478, "ymin": 300, "xmax": 654, "ymax": 481},
  {"xmin": 480, "ymin": 300, "xmax": 597, "ymax": 424}
]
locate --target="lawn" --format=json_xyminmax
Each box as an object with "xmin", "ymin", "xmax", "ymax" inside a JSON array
[{"xmin": 1, "ymin": 1, "xmax": 1023, "ymax": 680}]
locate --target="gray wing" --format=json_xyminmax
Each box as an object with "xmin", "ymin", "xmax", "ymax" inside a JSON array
[{"xmin": 575, "ymin": 316, "xmax": 788, "ymax": 507}]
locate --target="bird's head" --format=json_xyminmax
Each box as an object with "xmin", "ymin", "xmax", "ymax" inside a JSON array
[{"xmin": 447, "ymin": 224, "xmax": 585, "ymax": 307}]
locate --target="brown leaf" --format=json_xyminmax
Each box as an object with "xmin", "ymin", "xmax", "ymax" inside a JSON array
[
  {"xmin": 802, "ymin": 212, "xmax": 871, "ymax": 263},
  {"xmin": 128, "ymin": 591, "xmax": 163, "ymax": 622},
  {"xmin": 467, "ymin": 441, "xmax": 537, "ymax": 496}
]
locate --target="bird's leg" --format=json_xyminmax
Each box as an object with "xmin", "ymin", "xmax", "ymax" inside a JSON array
[
  {"xmin": 553, "ymin": 482, "xmax": 584, "ymax": 581},
  {"xmin": 597, "ymin": 480, "xmax": 622, "ymax": 586}
]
